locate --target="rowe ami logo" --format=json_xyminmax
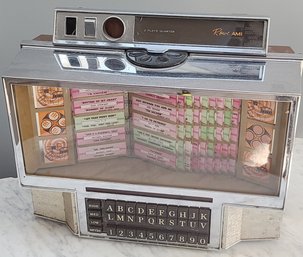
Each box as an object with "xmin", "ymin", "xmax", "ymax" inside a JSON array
[{"xmin": 212, "ymin": 28, "xmax": 243, "ymax": 37}]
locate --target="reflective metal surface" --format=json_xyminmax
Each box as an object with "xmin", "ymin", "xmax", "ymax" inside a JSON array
[{"xmin": 2, "ymin": 39, "xmax": 302, "ymax": 250}]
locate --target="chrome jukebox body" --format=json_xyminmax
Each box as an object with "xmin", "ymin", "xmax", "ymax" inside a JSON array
[{"xmin": 2, "ymin": 8, "xmax": 302, "ymax": 250}]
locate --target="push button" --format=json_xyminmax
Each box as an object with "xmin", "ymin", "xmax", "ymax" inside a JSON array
[
  {"xmin": 88, "ymin": 226, "xmax": 102, "ymax": 234},
  {"xmin": 104, "ymin": 200, "xmax": 115, "ymax": 213},
  {"xmin": 136, "ymin": 230, "xmax": 147, "ymax": 239},
  {"xmin": 105, "ymin": 226, "xmax": 116, "ymax": 236},
  {"xmin": 88, "ymin": 219, "xmax": 102, "ymax": 227},
  {"xmin": 147, "ymin": 204, "xmax": 157, "ymax": 216},
  {"xmin": 147, "ymin": 231, "xmax": 156, "ymax": 240},
  {"xmin": 86, "ymin": 199, "xmax": 101, "ymax": 210},
  {"xmin": 84, "ymin": 18, "xmax": 96, "ymax": 37},
  {"xmin": 86, "ymin": 198, "xmax": 211, "ymax": 247},
  {"xmin": 88, "ymin": 210, "xmax": 101, "ymax": 218}
]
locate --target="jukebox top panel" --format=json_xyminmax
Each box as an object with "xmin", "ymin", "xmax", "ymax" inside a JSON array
[{"xmin": 53, "ymin": 9, "xmax": 269, "ymax": 55}]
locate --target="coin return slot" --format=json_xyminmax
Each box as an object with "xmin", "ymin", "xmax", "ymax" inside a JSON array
[
  {"xmin": 85, "ymin": 18, "xmax": 96, "ymax": 38},
  {"xmin": 65, "ymin": 17, "xmax": 77, "ymax": 36}
]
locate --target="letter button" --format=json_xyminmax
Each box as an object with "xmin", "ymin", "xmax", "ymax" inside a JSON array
[
  {"xmin": 188, "ymin": 220, "xmax": 199, "ymax": 231},
  {"xmin": 136, "ymin": 203, "xmax": 147, "ymax": 215},
  {"xmin": 157, "ymin": 217, "xmax": 167, "ymax": 227},
  {"xmin": 136, "ymin": 215, "xmax": 146, "ymax": 225},
  {"xmin": 178, "ymin": 207, "xmax": 189, "ymax": 219},
  {"xmin": 116, "ymin": 213, "xmax": 126, "ymax": 223},
  {"xmin": 178, "ymin": 219, "xmax": 188, "ymax": 230},
  {"xmin": 147, "ymin": 216, "xmax": 156, "ymax": 227},
  {"xmin": 147, "ymin": 204, "xmax": 157, "ymax": 216},
  {"xmin": 125, "ymin": 214, "xmax": 135, "ymax": 224},
  {"xmin": 126, "ymin": 202, "xmax": 136, "ymax": 214},
  {"xmin": 167, "ymin": 218, "xmax": 177, "ymax": 229},
  {"xmin": 116, "ymin": 201, "xmax": 126, "ymax": 213},
  {"xmin": 104, "ymin": 212, "xmax": 115, "ymax": 223},
  {"xmin": 199, "ymin": 208, "xmax": 210, "ymax": 221},
  {"xmin": 188, "ymin": 207, "xmax": 199, "ymax": 220},
  {"xmin": 167, "ymin": 205, "xmax": 178, "ymax": 218},
  {"xmin": 157, "ymin": 205, "xmax": 167, "ymax": 217},
  {"xmin": 104, "ymin": 200, "xmax": 115, "ymax": 213}
]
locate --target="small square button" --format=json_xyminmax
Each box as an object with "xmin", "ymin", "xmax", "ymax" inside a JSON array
[
  {"xmin": 105, "ymin": 225, "xmax": 116, "ymax": 236},
  {"xmin": 177, "ymin": 233, "xmax": 188, "ymax": 244},
  {"xmin": 136, "ymin": 230, "xmax": 147, "ymax": 239},
  {"xmin": 157, "ymin": 217, "xmax": 167, "ymax": 227},
  {"xmin": 178, "ymin": 219, "xmax": 188, "ymax": 230},
  {"xmin": 188, "ymin": 207, "xmax": 199, "ymax": 220},
  {"xmin": 136, "ymin": 215, "xmax": 146, "ymax": 225},
  {"xmin": 198, "ymin": 235, "xmax": 209, "ymax": 245},
  {"xmin": 188, "ymin": 234, "xmax": 198, "ymax": 244},
  {"xmin": 116, "ymin": 201, "xmax": 126, "ymax": 213},
  {"xmin": 88, "ymin": 210, "xmax": 101, "ymax": 218},
  {"xmin": 136, "ymin": 203, "xmax": 147, "ymax": 215},
  {"xmin": 147, "ymin": 204, "xmax": 157, "ymax": 216},
  {"xmin": 167, "ymin": 206, "xmax": 178, "ymax": 218},
  {"xmin": 199, "ymin": 208, "xmax": 210, "ymax": 221},
  {"xmin": 88, "ymin": 226, "xmax": 102, "ymax": 234},
  {"xmin": 104, "ymin": 200, "xmax": 115, "ymax": 213},
  {"xmin": 157, "ymin": 205, "xmax": 167, "ymax": 217},
  {"xmin": 125, "ymin": 214, "xmax": 136, "ymax": 224},
  {"xmin": 178, "ymin": 207, "xmax": 189, "ymax": 219},
  {"xmin": 167, "ymin": 218, "xmax": 177, "ymax": 229},
  {"xmin": 88, "ymin": 219, "xmax": 102, "ymax": 227},
  {"xmin": 117, "ymin": 227, "xmax": 126, "ymax": 237},
  {"xmin": 147, "ymin": 231, "xmax": 156, "ymax": 240},
  {"xmin": 127, "ymin": 229, "xmax": 136, "ymax": 238},
  {"xmin": 167, "ymin": 232, "xmax": 177, "ymax": 242},
  {"xmin": 125, "ymin": 202, "xmax": 136, "ymax": 215},
  {"xmin": 157, "ymin": 232, "xmax": 167, "ymax": 242},
  {"xmin": 84, "ymin": 18, "xmax": 96, "ymax": 37}
]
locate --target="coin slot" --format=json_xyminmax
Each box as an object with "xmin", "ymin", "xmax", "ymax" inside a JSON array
[
  {"xmin": 103, "ymin": 16, "xmax": 125, "ymax": 41},
  {"xmin": 65, "ymin": 17, "xmax": 77, "ymax": 36},
  {"xmin": 85, "ymin": 18, "xmax": 96, "ymax": 38}
]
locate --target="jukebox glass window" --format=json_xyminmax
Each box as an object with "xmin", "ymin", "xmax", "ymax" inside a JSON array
[{"xmin": 12, "ymin": 84, "xmax": 291, "ymax": 196}]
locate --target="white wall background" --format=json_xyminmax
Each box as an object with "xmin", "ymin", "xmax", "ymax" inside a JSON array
[{"xmin": 0, "ymin": 0, "xmax": 302, "ymax": 177}]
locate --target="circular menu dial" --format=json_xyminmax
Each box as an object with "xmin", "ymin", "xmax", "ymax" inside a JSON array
[{"xmin": 126, "ymin": 50, "xmax": 188, "ymax": 68}]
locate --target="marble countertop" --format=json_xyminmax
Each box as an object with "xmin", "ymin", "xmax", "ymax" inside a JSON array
[{"xmin": 1, "ymin": 139, "xmax": 303, "ymax": 257}]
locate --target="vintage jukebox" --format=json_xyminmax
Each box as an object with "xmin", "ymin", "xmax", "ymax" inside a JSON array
[{"xmin": 2, "ymin": 8, "xmax": 302, "ymax": 250}]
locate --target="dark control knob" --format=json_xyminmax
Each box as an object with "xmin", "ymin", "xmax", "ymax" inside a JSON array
[{"xmin": 104, "ymin": 58, "xmax": 125, "ymax": 71}]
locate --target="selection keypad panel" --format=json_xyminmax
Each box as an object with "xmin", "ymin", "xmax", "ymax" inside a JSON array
[{"xmin": 86, "ymin": 198, "xmax": 211, "ymax": 247}]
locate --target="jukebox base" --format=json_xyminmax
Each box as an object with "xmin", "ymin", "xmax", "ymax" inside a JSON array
[{"xmin": 31, "ymin": 189, "xmax": 282, "ymax": 250}]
